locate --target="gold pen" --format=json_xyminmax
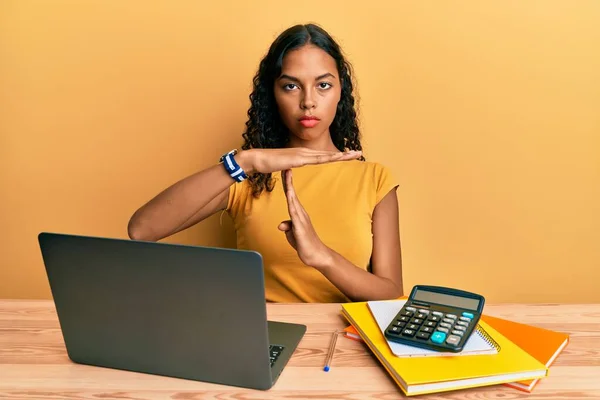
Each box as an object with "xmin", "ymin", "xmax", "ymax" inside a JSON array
[{"xmin": 323, "ymin": 330, "xmax": 339, "ymax": 372}]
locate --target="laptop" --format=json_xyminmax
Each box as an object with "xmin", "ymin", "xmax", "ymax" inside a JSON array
[{"xmin": 37, "ymin": 232, "xmax": 306, "ymax": 390}]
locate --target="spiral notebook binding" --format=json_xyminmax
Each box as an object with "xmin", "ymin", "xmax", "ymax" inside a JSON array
[{"xmin": 476, "ymin": 324, "xmax": 502, "ymax": 352}]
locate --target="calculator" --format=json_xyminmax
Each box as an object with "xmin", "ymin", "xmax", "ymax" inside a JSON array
[{"xmin": 384, "ymin": 285, "xmax": 485, "ymax": 352}]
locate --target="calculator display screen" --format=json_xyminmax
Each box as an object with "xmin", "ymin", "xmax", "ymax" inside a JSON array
[{"xmin": 413, "ymin": 289, "xmax": 480, "ymax": 310}]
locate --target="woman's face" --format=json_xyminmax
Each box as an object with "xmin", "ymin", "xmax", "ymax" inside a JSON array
[{"xmin": 274, "ymin": 44, "xmax": 341, "ymax": 145}]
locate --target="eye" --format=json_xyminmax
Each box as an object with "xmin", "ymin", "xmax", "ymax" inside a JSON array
[
  {"xmin": 318, "ymin": 82, "xmax": 332, "ymax": 90},
  {"xmin": 283, "ymin": 83, "xmax": 298, "ymax": 91}
]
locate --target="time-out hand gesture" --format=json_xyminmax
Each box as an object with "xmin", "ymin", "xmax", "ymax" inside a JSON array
[{"xmin": 277, "ymin": 169, "xmax": 333, "ymax": 269}]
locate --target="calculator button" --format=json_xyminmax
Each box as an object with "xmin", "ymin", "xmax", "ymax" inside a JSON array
[
  {"xmin": 454, "ymin": 325, "xmax": 466, "ymax": 332},
  {"xmin": 416, "ymin": 332, "xmax": 430, "ymax": 340},
  {"xmin": 432, "ymin": 311, "xmax": 444, "ymax": 317},
  {"xmin": 460, "ymin": 316, "xmax": 471, "ymax": 322},
  {"xmin": 456, "ymin": 320, "xmax": 469, "ymax": 327},
  {"xmin": 452, "ymin": 330, "xmax": 464, "ymax": 336},
  {"xmin": 436, "ymin": 327, "xmax": 449, "ymax": 333},
  {"xmin": 427, "ymin": 315, "xmax": 440, "ymax": 322},
  {"xmin": 399, "ymin": 316, "xmax": 410, "ymax": 322},
  {"xmin": 442, "ymin": 318, "xmax": 454, "ymax": 324},
  {"xmin": 431, "ymin": 331, "xmax": 446, "ymax": 344},
  {"xmin": 388, "ymin": 326, "xmax": 402, "ymax": 334},
  {"xmin": 408, "ymin": 324, "xmax": 420, "ymax": 330},
  {"xmin": 420, "ymin": 327, "xmax": 433, "ymax": 333},
  {"xmin": 439, "ymin": 322, "xmax": 452, "ymax": 329},
  {"xmin": 418, "ymin": 309, "xmax": 429, "ymax": 314},
  {"xmin": 402, "ymin": 328, "xmax": 416, "ymax": 337},
  {"xmin": 411, "ymin": 318, "xmax": 423, "ymax": 324},
  {"xmin": 406, "ymin": 307, "xmax": 416, "ymax": 312},
  {"xmin": 446, "ymin": 335, "xmax": 461, "ymax": 346},
  {"xmin": 425, "ymin": 321, "xmax": 437, "ymax": 328},
  {"xmin": 394, "ymin": 321, "xmax": 406, "ymax": 328},
  {"xmin": 462, "ymin": 312, "xmax": 474, "ymax": 319},
  {"xmin": 416, "ymin": 313, "xmax": 427, "ymax": 319},
  {"xmin": 401, "ymin": 310, "xmax": 414, "ymax": 317},
  {"xmin": 445, "ymin": 314, "xmax": 457, "ymax": 319}
]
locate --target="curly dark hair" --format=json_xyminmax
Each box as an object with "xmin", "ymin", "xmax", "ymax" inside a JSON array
[{"xmin": 241, "ymin": 23, "xmax": 364, "ymax": 197}]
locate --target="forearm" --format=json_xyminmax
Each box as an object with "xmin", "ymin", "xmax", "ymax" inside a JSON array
[
  {"xmin": 128, "ymin": 151, "xmax": 255, "ymax": 241},
  {"xmin": 316, "ymin": 249, "xmax": 403, "ymax": 302},
  {"xmin": 127, "ymin": 164, "xmax": 231, "ymax": 240}
]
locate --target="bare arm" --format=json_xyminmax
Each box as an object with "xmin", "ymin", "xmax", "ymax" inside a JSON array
[{"xmin": 127, "ymin": 161, "xmax": 240, "ymax": 242}]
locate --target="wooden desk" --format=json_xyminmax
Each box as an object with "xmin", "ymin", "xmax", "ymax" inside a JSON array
[{"xmin": 1, "ymin": 300, "xmax": 598, "ymax": 399}]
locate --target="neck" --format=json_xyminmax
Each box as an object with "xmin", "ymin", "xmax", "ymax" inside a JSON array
[{"xmin": 286, "ymin": 130, "xmax": 339, "ymax": 152}]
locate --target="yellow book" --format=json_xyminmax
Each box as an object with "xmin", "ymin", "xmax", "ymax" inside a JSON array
[{"xmin": 341, "ymin": 302, "xmax": 548, "ymax": 396}]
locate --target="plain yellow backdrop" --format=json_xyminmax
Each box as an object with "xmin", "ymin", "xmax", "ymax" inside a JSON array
[{"xmin": 1, "ymin": 1, "xmax": 599, "ymax": 302}]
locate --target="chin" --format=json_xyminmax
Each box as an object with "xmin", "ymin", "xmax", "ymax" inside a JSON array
[{"xmin": 291, "ymin": 127, "xmax": 327, "ymax": 142}]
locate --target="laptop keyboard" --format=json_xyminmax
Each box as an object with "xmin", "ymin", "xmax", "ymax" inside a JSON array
[{"xmin": 269, "ymin": 345, "xmax": 285, "ymax": 367}]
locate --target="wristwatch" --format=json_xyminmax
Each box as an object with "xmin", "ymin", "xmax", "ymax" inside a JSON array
[{"xmin": 219, "ymin": 149, "xmax": 248, "ymax": 182}]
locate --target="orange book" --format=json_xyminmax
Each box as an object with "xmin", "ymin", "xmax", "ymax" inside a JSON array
[
  {"xmin": 481, "ymin": 314, "xmax": 569, "ymax": 392},
  {"xmin": 343, "ymin": 324, "xmax": 362, "ymax": 341}
]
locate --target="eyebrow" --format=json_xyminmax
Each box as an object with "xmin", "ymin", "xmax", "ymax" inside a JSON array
[{"xmin": 278, "ymin": 73, "xmax": 336, "ymax": 82}]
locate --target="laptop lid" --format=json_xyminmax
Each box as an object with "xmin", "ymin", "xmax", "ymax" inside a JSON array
[{"xmin": 38, "ymin": 232, "xmax": 276, "ymax": 390}]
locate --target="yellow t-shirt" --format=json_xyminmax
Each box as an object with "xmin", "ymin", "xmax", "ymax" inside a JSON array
[{"xmin": 226, "ymin": 159, "xmax": 398, "ymax": 303}]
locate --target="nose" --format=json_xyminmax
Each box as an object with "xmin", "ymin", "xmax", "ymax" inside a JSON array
[{"xmin": 300, "ymin": 88, "xmax": 317, "ymax": 110}]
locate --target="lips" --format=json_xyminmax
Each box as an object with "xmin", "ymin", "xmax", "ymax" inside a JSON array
[{"xmin": 299, "ymin": 116, "xmax": 320, "ymax": 128}]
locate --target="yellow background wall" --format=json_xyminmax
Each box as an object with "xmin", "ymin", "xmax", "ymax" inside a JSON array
[{"xmin": 1, "ymin": 1, "xmax": 599, "ymax": 302}]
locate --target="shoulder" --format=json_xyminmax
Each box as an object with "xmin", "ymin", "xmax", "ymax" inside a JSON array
[
  {"xmin": 363, "ymin": 160, "xmax": 394, "ymax": 175},
  {"xmin": 319, "ymin": 159, "xmax": 397, "ymax": 202},
  {"xmin": 341, "ymin": 160, "xmax": 396, "ymax": 183},
  {"xmin": 352, "ymin": 160, "xmax": 398, "ymax": 204}
]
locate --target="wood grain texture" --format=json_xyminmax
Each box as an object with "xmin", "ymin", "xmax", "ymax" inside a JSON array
[{"xmin": 1, "ymin": 300, "xmax": 598, "ymax": 399}]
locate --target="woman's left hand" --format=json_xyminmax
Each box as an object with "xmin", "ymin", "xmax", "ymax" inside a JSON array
[{"xmin": 278, "ymin": 169, "xmax": 333, "ymax": 269}]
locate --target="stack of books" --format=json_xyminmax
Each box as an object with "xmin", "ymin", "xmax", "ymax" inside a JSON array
[{"xmin": 341, "ymin": 299, "xmax": 569, "ymax": 396}]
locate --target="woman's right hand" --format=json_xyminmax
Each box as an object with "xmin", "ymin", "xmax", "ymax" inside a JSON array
[{"xmin": 236, "ymin": 148, "xmax": 362, "ymax": 175}]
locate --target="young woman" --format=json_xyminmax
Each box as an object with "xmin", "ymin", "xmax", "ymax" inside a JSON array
[{"xmin": 128, "ymin": 24, "xmax": 403, "ymax": 303}]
